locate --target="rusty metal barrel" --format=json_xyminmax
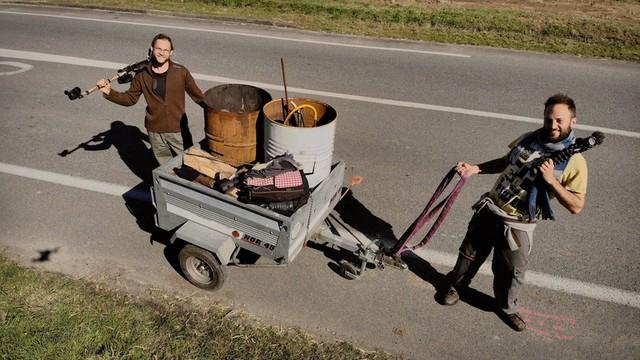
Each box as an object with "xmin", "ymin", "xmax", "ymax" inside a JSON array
[{"xmin": 204, "ymin": 84, "xmax": 272, "ymax": 166}]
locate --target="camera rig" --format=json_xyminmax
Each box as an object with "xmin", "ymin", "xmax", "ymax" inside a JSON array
[{"xmin": 64, "ymin": 57, "xmax": 150, "ymax": 100}]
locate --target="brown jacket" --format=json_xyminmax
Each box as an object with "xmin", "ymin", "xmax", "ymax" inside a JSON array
[{"xmin": 104, "ymin": 61, "xmax": 205, "ymax": 133}]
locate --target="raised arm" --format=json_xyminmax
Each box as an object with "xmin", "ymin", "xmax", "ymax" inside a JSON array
[{"xmin": 100, "ymin": 75, "xmax": 143, "ymax": 106}]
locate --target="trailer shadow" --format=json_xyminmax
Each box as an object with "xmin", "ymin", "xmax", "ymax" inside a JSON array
[
  {"xmin": 123, "ymin": 188, "xmax": 187, "ymax": 275},
  {"xmin": 306, "ymin": 242, "xmax": 374, "ymax": 276},
  {"xmin": 306, "ymin": 190, "xmax": 397, "ymax": 276},
  {"xmin": 122, "ymin": 184, "xmax": 154, "ymax": 233},
  {"xmin": 121, "ymin": 186, "xmax": 263, "ymax": 290},
  {"xmin": 334, "ymin": 190, "xmax": 398, "ymax": 248},
  {"xmin": 321, "ymin": 190, "xmax": 496, "ymax": 312}
]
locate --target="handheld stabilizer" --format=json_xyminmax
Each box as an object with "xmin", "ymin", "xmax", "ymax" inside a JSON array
[{"xmin": 64, "ymin": 57, "xmax": 150, "ymax": 100}]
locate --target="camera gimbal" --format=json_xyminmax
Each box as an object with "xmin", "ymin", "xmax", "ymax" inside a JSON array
[{"xmin": 64, "ymin": 57, "xmax": 149, "ymax": 100}]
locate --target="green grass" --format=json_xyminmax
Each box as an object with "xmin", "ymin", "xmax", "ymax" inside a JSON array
[
  {"xmin": 0, "ymin": 256, "xmax": 391, "ymax": 359},
  {"xmin": 19, "ymin": 0, "xmax": 640, "ymax": 61}
]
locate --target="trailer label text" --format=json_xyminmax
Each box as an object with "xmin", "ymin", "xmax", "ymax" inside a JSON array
[{"xmin": 241, "ymin": 234, "xmax": 275, "ymax": 252}]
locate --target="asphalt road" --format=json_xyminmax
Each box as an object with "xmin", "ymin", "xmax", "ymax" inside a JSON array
[{"xmin": 1, "ymin": 4, "xmax": 639, "ymax": 359}]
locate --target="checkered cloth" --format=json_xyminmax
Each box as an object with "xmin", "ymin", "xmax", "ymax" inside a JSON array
[{"xmin": 245, "ymin": 170, "xmax": 303, "ymax": 189}]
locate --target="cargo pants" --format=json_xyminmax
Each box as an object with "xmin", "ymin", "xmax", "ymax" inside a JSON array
[
  {"xmin": 148, "ymin": 131, "xmax": 183, "ymax": 165},
  {"xmin": 445, "ymin": 207, "xmax": 532, "ymax": 314}
]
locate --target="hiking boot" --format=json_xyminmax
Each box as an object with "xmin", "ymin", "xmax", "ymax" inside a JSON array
[
  {"xmin": 503, "ymin": 312, "xmax": 527, "ymax": 332},
  {"xmin": 441, "ymin": 288, "xmax": 460, "ymax": 306}
]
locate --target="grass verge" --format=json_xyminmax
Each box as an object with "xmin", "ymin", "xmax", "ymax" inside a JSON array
[
  {"xmin": 8, "ymin": 0, "xmax": 640, "ymax": 62},
  {"xmin": 0, "ymin": 256, "xmax": 391, "ymax": 359}
]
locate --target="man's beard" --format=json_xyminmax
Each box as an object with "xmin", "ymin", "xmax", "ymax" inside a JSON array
[
  {"xmin": 543, "ymin": 127, "xmax": 571, "ymax": 142},
  {"xmin": 151, "ymin": 56, "xmax": 167, "ymax": 67}
]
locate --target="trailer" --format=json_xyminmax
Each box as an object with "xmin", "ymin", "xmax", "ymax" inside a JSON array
[{"xmin": 152, "ymin": 154, "xmax": 398, "ymax": 290}]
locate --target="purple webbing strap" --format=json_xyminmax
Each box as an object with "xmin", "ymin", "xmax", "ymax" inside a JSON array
[{"xmin": 391, "ymin": 168, "xmax": 470, "ymax": 256}]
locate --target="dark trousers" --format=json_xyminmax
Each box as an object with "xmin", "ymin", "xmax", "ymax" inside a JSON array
[{"xmin": 446, "ymin": 208, "xmax": 530, "ymax": 314}]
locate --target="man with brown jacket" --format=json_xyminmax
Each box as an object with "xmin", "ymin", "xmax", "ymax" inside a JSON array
[{"xmin": 97, "ymin": 33, "xmax": 206, "ymax": 165}]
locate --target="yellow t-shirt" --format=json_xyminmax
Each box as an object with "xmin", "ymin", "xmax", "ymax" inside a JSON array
[{"xmin": 559, "ymin": 153, "xmax": 588, "ymax": 194}]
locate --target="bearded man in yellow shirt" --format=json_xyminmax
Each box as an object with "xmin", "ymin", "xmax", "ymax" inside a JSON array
[{"xmin": 438, "ymin": 94, "xmax": 588, "ymax": 332}]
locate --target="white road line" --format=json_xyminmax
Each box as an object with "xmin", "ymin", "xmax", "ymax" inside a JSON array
[
  {"xmin": 2, "ymin": 161, "xmax": 639, "ymax": 309},
  {"xmin": 2, "ymin": 48, "xmax": 638, "ymax": 139},
  {"xmin": 0, "ymin": 61, "xmax": 33, "ymax": 75},
  {"xmin": 0, "ymin": 162, "xmax": 129, "ymax": 196},
  {"xmin": 0, "ymin": 10, "xmax": 470, "ymax": 58},
  {"xmin": 0, "ymin": 49, "xmax": 130, "ymax": 69},
  {"xmin": 413, "ymin": 248, "xmax": 640, "ymax": 309},
  {"xmin": 0, "ymin": 162, "xmax": 151, "ymax": 202}
]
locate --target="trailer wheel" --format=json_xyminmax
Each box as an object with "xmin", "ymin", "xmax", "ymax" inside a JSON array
[
  {"xmin": 179, "ymin": 245, "xmax": 227, "ymax": 290},
  {"xmin": 339, "ymin": 260, "xmax": 360, "ymax": 280}
]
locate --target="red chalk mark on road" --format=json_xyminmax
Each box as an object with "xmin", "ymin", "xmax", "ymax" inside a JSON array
[{"xmin": 520, "ymin": 307, "xmax": 577, "ymax": 341}]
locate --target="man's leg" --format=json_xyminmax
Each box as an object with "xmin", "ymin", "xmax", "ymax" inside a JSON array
[
  {"xmin": 492, "ymin": 229, "xmax": 530, "ymax": 331},
  {"xmin": 148, "ymin": 131, "xmax": 173, "ymax": 165},
  {"xmin": 440, "ymin": 209, "xmax": 497, "ymax": 305},
  {"xmin": 163, "ymin": 131, "xmax": 185, "ymax": 157}
]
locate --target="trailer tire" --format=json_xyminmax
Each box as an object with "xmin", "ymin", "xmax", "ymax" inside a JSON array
[
  {"xmin": 339, "ymin": 260, "xmax": 360, "ymax": 280},
  {"xmin": 179, "ymin": 244, "xmax": 227, "ymax": 290}
]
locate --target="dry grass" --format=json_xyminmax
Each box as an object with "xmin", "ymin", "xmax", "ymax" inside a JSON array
[
  {"xmin": 0, "ymin": 256, "xmax": 393, "ymax": 359},
  {"xmin": 17, "ymin": 0, "xmax": 640, "ymax": 61}
]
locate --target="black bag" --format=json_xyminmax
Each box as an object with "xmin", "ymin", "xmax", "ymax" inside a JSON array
[{"xmin": 237, "ymin": 154, "xmax": 310, "ymax": 215}]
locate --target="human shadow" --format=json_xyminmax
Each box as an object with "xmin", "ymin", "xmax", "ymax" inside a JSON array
[
  {"xmin": 180, "ymin": 115, "xmax": 194, "ymax": 150},
  {"xmin": 75, "ymin": 121, "xmax": 158, "ymax": 184},
  {"xmin": 461, "ymin": 287, "xmax": 498, "ymax": 313},
  {"xmin": 403, "ymin": 251, "xmax": 496, "ymax": 312}
]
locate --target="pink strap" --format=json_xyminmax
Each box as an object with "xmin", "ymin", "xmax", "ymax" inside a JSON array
[{"xmin": 391, "ymin": 168, "xmax": 470, "ymax": 256}]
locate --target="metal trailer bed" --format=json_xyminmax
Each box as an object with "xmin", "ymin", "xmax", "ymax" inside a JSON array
[{"xmin": 152, "ymin": 154, "xmax": 388, "ymax": 290}]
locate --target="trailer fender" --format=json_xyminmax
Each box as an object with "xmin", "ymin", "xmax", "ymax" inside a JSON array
[{"xmin": 171, "ymin": 221, "xmax": 236, "ymax": 265}]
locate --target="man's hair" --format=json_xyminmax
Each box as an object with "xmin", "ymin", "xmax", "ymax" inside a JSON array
[
  {"xmin": 544, "ymin": 93, "xmax": 576, "ymax": 118},
  {"xmin": 151, "ymin": 33, "xmax": 174, "ymax": 50}
]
